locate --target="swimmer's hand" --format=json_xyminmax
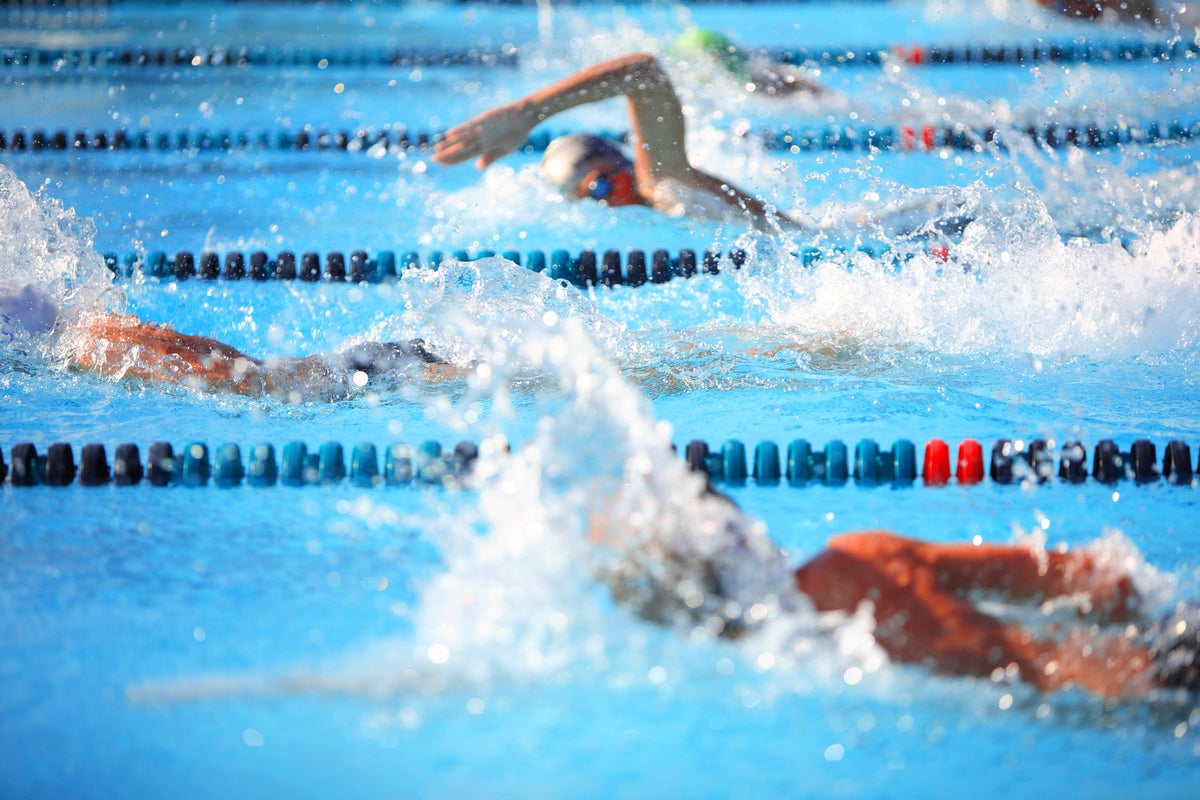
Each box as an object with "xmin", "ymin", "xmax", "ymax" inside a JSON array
[{"xmin": 433, "ymin": 102, "xmax": 536, "ymax": 170}]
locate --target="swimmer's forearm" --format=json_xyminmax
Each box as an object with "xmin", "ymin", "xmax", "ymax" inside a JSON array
[
  {"xmin": 515, "ymin": 52, "xmax": 670, "ymax": 122},
  {"xmin": 432, "ymin": 55, "xmax": 669, "ymax": 170},
  {"xmin": 686, "ymin": 169, "xmax": 809, "ymax": 232},
  {"xmin": 517, "ymin": 53, "xmax": 690, "ymax": 180},
  {"xmin": 433, "ymin": 53, "xmax": 689, "ymax": 177}
]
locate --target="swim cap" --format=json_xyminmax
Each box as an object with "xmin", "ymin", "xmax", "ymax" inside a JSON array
[
  {"xmin": 673, "ymin": 28, "xmax": 750, "ymax": 76},
  {"xmin": 540, "ymin": 134, "xmax": 632, "ymax": 195},
  {"xmin": 0, "ymin": 282, "xmax": 60, "ymax": 335}
]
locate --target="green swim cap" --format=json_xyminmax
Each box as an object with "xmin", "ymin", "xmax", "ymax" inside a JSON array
[{"xmin": 674, "ymin": 28, "xmax": 750, "ymax": 76}]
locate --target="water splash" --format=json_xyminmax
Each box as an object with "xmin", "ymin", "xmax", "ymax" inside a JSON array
[
  {"xmin": 730, "ymin": 192, "xmax": 1200, "ymax": 359},
  {"xmin": 0, "ymin": 164, "xmax": 121, "ymax": 322},
  {"xmin": 357, "ymin": 255, "xmax": 627, "ymax": 370},
  {"xmin": 124, "ymin": 289, "xmax": 1189, "ymax": 717}
]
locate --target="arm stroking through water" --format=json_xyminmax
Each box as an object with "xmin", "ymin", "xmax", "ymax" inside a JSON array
[
  {"xmin": 68, "ymin": 313, "xmax": 458, "ymax": 399},
  {"xmin": 433, "ymin": 53, "xmax": 802, "ymax": 230}
]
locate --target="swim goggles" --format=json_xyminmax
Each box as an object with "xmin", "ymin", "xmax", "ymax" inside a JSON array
[{"xmin": 582, "ymin": 171, "xmax": 615, "ymax": 201}]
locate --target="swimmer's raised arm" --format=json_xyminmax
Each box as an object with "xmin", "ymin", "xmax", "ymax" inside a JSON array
[
  {"xmin": 433, "ymin": 53, "xmax": 803, "ymax": 230},
  {"xmin": 433, "ymin": 53, "xmax": 687, "ymax": 177}
]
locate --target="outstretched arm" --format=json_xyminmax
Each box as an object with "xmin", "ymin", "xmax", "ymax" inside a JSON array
[
  {"xmin": 432, "ymin": 53, "xmax": 689, "ymax": 180},
  {"xmin": 432, "ymin": 53, "xmax": 797, "ymax": 228},
  {"xmin": 65, "ymin": 313, "xmax": 457, "ymax": 398},
  {"xmin": 70, "ymin": 313, "xmax": 270, "ymax": 394}
]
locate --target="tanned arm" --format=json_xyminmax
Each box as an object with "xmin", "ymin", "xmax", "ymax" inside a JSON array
[
  {"xmin": 432, "ymin": 53, "xmax": 794, "ymax": 227},
  {"xmin": 70, "ymin": 313, "xmax": 270, "ymax": 394}
]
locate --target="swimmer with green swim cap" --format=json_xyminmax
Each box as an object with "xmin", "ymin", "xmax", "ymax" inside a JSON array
[{"xmin": 672, "ymin": 27, "xmax": 823, "ymax": 97}]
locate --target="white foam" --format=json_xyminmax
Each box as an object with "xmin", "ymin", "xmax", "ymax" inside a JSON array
[
  {"xmin": 0, "ymin": 164, "xmax": 121, "ymax": 324},
  {"xmin": 729, "ymin": 197, "xmax": 1200, "ymax": 360}
]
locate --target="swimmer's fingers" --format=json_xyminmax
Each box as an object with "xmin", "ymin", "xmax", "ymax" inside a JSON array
[
  {"xmin": 474, "ymin": 148, "xmax": 508, "ymax": 170},
  {"xmin": 434, "ymin": 127, "xmax": 510, "ymax": 169},
  {"xmin": 441, "ymin": 104, "xmax": 536, "ymax": 170},
  {"xmin": 435, "ymin": 133, "xmax": 506, "ymax": 169},
  {"xmin": 431, "ymin": 124, "xmax": 481, "ymax": 165}
]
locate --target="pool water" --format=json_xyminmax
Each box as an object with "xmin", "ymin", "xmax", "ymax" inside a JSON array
[{"xmin": 2, "ymin": 1, "xmax": 1200, "ymax": 798}]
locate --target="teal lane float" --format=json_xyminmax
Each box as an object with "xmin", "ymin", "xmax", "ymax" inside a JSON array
[{"xmin": 3, "ymin": 437, "xmax": 1194, "ymax": 489}]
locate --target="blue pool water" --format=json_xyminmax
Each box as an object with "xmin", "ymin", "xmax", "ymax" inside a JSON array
[{"xmin": 2, "ymin": 1, "xmax": 1200, "ymax": 798}]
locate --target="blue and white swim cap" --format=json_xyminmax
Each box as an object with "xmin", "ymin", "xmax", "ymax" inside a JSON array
[{"xmin": 540, "ymin": 134, "xmax": 631, "ymax": 193}]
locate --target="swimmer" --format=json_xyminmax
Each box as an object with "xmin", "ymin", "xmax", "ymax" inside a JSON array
[
  {"xmin": 432, "ymin": 53, "xmax": 805, "ymax": 231},
  {"xmin": 1036, "ymin": 0, "xmax": 1199, "ymax": 27},
  {"xmin": 1, "ymin": 282, "xmax": 456, "ymax": 400},
  {"xmin": 593, "ymin": 469, "xmax": 1197, "ymax": 700},
  {"xmin": 672, "ymin": 28, "xmax": 823, "ymax": 97}
]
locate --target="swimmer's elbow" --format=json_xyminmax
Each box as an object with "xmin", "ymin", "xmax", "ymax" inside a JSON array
[
  {"xmin": 619, "ymin": 52, "xmax": 670, "ymax": 82},
  {"xmin": 626, "ymin": 52, "xmax": 660, "ymax": 68}
]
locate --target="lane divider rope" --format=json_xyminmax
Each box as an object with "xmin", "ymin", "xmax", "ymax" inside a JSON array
[
  {"xmin": 769, "ymin": 38, "xmax": 1200, "ymax": 67},
  {"xmin": 686, "ymin": 436, "xmax": 1196, "ymax": 488},
  {"xmin": 100, "ymin": 245, "xmax": 958, "ymax": 289},
  {"xmin": 0, "ymin": 45, "xmax": 516, "ymax": 69},
  {"xmin": 2, "ymin": 437, "xmax": 1194, "ymax": 489},
  {"xmin": 3, "ymin": 37, "xmax": 1194, "ymax": 71},
  {"xmin": 1, "ymin": 440, "xmax": 481, "ymax": 489},
  {"xmin": 3, "ymin": 120, "xmax": 1193, "ymax": 156},
  {"xmin": 754, "ymin": 119, "xmax": 1199, "ymax": 152}
]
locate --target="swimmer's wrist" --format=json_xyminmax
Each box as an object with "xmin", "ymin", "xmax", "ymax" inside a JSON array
[
  {"xmin": 521, "ymin": 97, "xmax": 557, "ymax": 125},
  {"xmin": 518, "ymin": 99, "xmax": 545, "ymax": 123}
]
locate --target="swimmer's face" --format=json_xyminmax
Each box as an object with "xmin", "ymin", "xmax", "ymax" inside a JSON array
[{"xmin": 575, "ymin": 162, "xmax": 641, "ymax": 207}]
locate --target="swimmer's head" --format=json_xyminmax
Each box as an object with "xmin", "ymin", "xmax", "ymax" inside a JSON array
[
  {"xmin": 0, "ymin": 282, "xmax": 59, "ymax": 335},
  {"xmin": 540, "ymin": 134, "xmax": 642, "ymax": 207}
]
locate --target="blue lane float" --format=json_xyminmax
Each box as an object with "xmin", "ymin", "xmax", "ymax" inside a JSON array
[
  {"xmin": 0, "ymin": 45, "xmax": 516, "ymax": 69},
  {"xmin": 0, "ymin": 125, "xmax": 442, "ymax": 154},
  {"xmin": 767, "ymin": 37, "xmax": 1200, "ymax": 67},
  {"xmin": 4, "ymin": 119, "xmax": 1195, "ymax": 156},
  {"xmin": 102, "ymin": 244, "xmax": 964, "ymax": 288},
  {"xmin": 0, "ymin": 439, "xmax": 481, "ymax": 489},
  {"xmin": 754, "ymin": 119, "xmax": 1199, "ymax": 153},
  {"xmin": 101, "ymin": 247, "xmax": 765, "ymax": 288},
  {"xmin": 3, "ymin": 36, "xmax": 1194, "ymax": 71},
  {"xmin": 5, "ymin": 437, "xmax": 1194, "ymax": 489}
]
